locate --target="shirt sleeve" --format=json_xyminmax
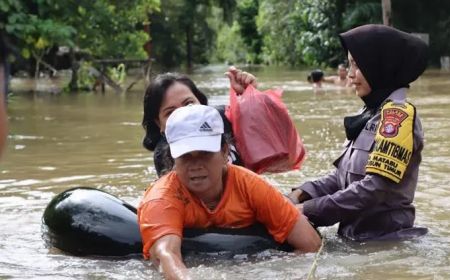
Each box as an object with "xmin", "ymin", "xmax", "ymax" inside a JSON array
[
  {"xmin": 303, "ymin": 174, "xmax": 390, "ymax": 227},
  {"xmin": 247, "ymin": 176, "xmax": 299, "ymax": 243},
  {"xmin": 138, "ymin": 199, "xmax": 184, "ymax": 259},
  {"xmin": 296, "ymin": 169, "xmax": 341, "ymax": 198}
]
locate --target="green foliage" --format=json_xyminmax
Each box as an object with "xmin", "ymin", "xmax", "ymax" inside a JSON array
[
  {"xmin": 342, "ymin": 1, "xmax": 382, "ymax": 29},
  {"xmin": 150, "ymin": 0, "xmax": 215, "ymax": 68},
  {"xmin": 214, "ymin": 0, "xmax": 236, "ymax": 25},
  {"xmin": 76, "ymin": 61, "xmax": 96, "ymax": 90},
  {"xmin": 1, "ymin": 1, "xmax": 76, "ymax": 60},
  {"xmin": 257, "ymin": 0, "xmax": 344, "ymax": 67},
  {"xmin": 236, "ymin": 0, "xmax": 262, "ymax": 64},
  {"xmin": 55, "ymin": 0, "xmax": 159, "ymax": 59},
  {"xmin": 391, "ymin": 0, "xmax": 450, "ymax": 64},
  {"xmin": 1, "ymin": 0, "xmax": 160, "ymax": 66},
  {"xmin": 256, "ymin": 1, "xmax": 296, "ymax": 65},
  {"xmin": 212, "ymin": 21, "xmax": 247, "ymax": 64},
  {"xmin": 109, "ymin": 64, "xmax": 127, "ymax": 85},
  {"xmin": 3, "ymin": 0, "xmax": 449, "ymax": 72}
]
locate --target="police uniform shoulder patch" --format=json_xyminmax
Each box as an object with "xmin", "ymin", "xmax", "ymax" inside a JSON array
[{"xmin": 366, "ymin": 101, "xmax": 415, "ymax": 183}]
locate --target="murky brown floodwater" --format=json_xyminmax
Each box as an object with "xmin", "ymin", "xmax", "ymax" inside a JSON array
[{"xmin": 1, "ymin": 65, "xmax": 449, "ymax": 279}]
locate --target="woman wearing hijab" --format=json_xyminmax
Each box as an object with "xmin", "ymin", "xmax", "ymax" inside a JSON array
[{"xmin": 288, "ymin": 24, "xmax": 428, "ymax": 241}]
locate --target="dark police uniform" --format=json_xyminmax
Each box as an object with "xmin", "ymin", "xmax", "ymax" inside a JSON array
[{"xmin": 299, "ymin": 88, "xmax": 427, "ymax": 241}]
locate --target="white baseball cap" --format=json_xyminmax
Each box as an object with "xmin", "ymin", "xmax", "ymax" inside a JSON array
[{"xmin": 165, "ymin": 105, "xmax": 224, "ymax": 158}]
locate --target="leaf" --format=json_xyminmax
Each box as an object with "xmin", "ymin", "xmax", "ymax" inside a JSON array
[{"xmin": 21, "ymin": 48, "xmax": 30, "ymax": 59}]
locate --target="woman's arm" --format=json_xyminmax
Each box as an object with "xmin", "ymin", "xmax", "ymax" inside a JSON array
[
  {"xmin": 288, "ymin": 169, "xmax": 341, "ymax": 203},
  {"xmin": 302, "ymin": 174, "xmax": 389, "ymax": 227},
  {"xmin": 150, "ymin": 234, "xmax": 190, "ymax": 280},
  {"xmin": 286, "ymin": 214, "xmax": 322, "ymax": 253}
]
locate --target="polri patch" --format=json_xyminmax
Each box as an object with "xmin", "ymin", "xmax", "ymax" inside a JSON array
[
  {"xmin": 366, "ymin": 101, "xmax": 415, "ymax": 183},
  {"xmin": 379, "ymin": 107, "xmax": 408, "ymax": 137}
]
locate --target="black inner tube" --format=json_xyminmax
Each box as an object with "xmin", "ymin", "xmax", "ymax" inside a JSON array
[{"xmin": 42, "ymin": 187, "xmax": 292, "ymax": 257}]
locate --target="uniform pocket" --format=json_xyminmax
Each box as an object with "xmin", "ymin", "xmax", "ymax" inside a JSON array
[{"xmin": 347, "ymin": 131, "xmax": 375, "ymax": 176}]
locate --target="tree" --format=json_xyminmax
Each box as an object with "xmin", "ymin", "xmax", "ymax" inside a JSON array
[
  {"xmin": 382, "ymin": 0, "xmax": 392, "ymax": 26},
  {"xmin": 1, "ymin": 0, "xmax": 160, "ymax": 90},
  {"xmin": 0, "ymin": 1, "xmax": 76, "ymax": 78},
  {"xmin": 257, "ymin": 0, "xmax": 345, "ymax": 67},
  {"xmin": 150, "ymin": 0, "xmax": 217, "ymax": 70},
  {"xmin": 236, "ymin": 0, "xmax": 262, "ymax": 64}
]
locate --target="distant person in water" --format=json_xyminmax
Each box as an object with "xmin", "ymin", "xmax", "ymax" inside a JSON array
[
  {"xmin": 307, "ymin": 69, "xmax": 324, "ymax": 89},
  {"xmin": 0, "ymin": 34, "xmax": 8, "ymax": 157},
  {"xmin": 323, "ymin": 63, "xmax": 351, "ymax": 87}
]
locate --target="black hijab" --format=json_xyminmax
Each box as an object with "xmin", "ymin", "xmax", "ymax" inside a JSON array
[{"xmin": 338, "ymin": 24, "xmax": 428, "ymax": 140}]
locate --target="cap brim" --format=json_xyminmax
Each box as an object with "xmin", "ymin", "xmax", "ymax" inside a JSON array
[{"xmin": 169, "ymin": 135, "xmax": 222, "ymax": 158}]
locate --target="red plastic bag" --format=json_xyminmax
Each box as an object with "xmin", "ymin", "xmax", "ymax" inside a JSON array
[{"xmin": 226, "ymin": 85, "xmax": 306, "ymax": 174}]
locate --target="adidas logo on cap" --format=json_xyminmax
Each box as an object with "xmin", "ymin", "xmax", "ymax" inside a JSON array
[{"xmin": 199, "ymin": 122, "xmax": 213, "ymax": 132}]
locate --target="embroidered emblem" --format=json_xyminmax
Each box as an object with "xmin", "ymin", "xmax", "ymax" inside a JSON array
[
  {"xmin": 199, "ymin": 122, "xmax": 212, "ymax": 132},
  {"xmin": 379, "ymin": 108, "xmax": 408, "ymax": 138},
  {"xmin": 366, "ymin": 101, "xmax": 415, "ymax": 183}
]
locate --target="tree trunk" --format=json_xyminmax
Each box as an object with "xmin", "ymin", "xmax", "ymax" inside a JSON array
[
  {"xmin": 34, "ymin": 57, "xmax": 41, "ymax": 80},
  {"xmin": 186, "ymin": 25, "xmax": 193, "ymax": 72},
  {"xmin": 68, "ymin": 47, "xmax": 79, "ymax": 92},
  {"xmin": 382, "ymin": 0, "xmax": 392, "ymax": 26}
]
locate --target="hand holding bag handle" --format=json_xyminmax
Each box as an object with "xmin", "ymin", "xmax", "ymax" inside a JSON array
[{"xmin": 227, "ymin": 84, "xmax": 306, "ymax": 174}]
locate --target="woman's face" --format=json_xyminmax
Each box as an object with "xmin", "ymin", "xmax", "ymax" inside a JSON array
[
  {"xmin": 157, "ymin": 82, "xmax": 200, "ymax": 132},
  {"xmin": 347, "ymin": 52, "xmax": 371, "ymax": 97},
  {"xmin": 175, "ymin": 149, "xmax": 228, "ymax": 199}
]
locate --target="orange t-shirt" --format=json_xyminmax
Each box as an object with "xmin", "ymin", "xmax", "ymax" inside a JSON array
[{"xmin": 138, "ymin": 164, "xmax": 299, "ymax": 258}]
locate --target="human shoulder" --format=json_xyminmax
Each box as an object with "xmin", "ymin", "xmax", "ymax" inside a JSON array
[
  {"xmin": 228, "ymin": 164, "xmax": 263, "ymax": 181},
  {"xmin": 141, "ymin": 172, "xmax": 182, "ymax": 203},
  {"xmin": 227, "ymin": 164, "xmax": 274, "ymax": 194}
]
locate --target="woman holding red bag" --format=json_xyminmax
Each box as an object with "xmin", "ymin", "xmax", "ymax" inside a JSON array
[{"xmin": 142, "ymin": 67, "xmax": 256, "ymax": 177}]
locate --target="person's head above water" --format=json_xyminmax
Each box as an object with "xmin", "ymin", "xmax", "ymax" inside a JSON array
[
  {"xmin": 337, "ymin": 63, "xmax": 348, "ymax": 80},
  {"xmin": 339, "ymin": 24, "xmax": 428, "ymax": 109},
  {"xmin": 165, "ymin": 105, "xmax": 224, "ymax": 158},
  {"xmin": 142, "ymin": 73, "xmax": 208, "ymax": 151},
  {"xmin": 307, "ymin": 69, "xmax": 324, "ymax": 83},
  {"xmin": 165, "ymin": 104, "xmax": 228, "ymax": 196}
]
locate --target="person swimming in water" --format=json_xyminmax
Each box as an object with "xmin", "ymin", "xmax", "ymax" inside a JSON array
[
  {"xmin": 323, "ymin": 63, "xmax": 351, "ymax": 87},
  {"xmin": 138, "ymin": 104, "xmax": 321, "ymax": 279}
]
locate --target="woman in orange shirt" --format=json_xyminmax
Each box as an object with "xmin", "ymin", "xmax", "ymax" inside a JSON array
[{"xmin": 138, "ymin": 104, "xmax": 321, "ymax": 280}]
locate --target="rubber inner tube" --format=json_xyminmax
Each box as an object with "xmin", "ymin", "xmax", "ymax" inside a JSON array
[{"xmin": 42, "ymin": 187, "xmax": 292, "ymax": 257}]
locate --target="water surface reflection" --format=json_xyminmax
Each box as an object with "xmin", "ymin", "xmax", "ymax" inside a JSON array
[{"xmin": 1, "ymin": 66, "xmax": 449, "ymax": 279}]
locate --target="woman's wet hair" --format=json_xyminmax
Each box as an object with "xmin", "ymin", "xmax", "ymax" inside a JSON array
[
  {"xmin": 142, "ymin": 73, "xmax": 208, "ymax": 151},
  {"xmin": 307, "ymin": 69, "xmax": 324, "ymax": 83}
]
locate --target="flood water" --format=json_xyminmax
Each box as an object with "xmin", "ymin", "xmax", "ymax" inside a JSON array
[{"xmin": 1, "ymin": 65, "xmax": 449, "ymax": 279}]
